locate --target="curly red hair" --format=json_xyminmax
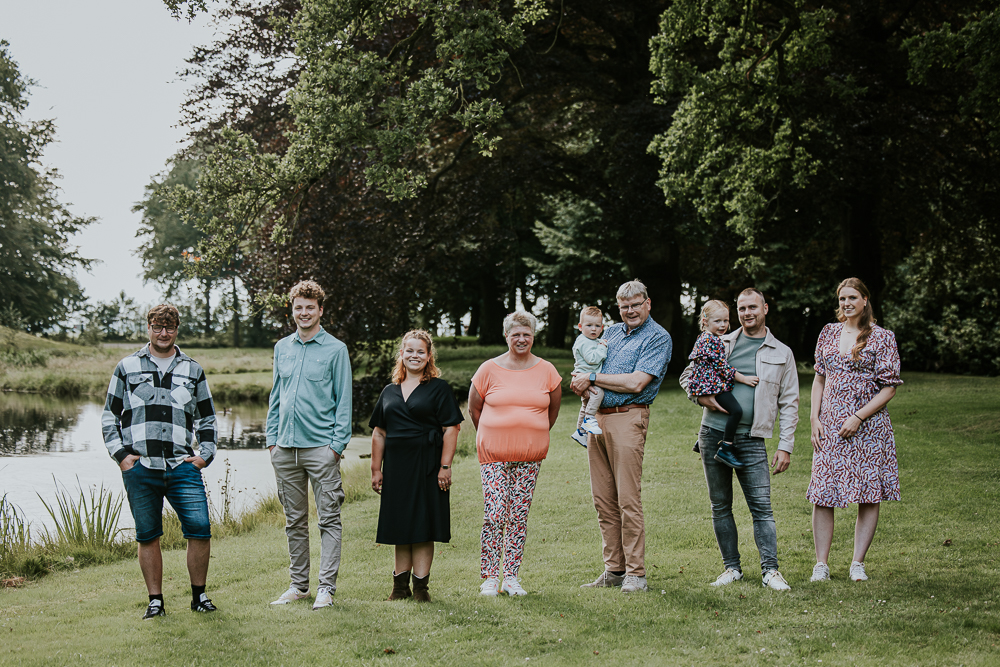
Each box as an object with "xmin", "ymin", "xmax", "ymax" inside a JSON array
[{"xmin": 391, "ymin": 329, "xmax": 441, "ymax": 384}]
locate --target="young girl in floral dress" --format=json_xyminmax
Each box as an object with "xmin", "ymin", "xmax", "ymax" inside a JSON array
[{"xmin": 687, "ymin": 300, "xmax": 759, "ymax": 468}]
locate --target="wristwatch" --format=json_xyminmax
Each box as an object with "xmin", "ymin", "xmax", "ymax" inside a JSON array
[
  {"xmin": 440, "ymin": 465, "xmax": 451, "ymax": 469},
  {"xmin": 589, "ymin": 372, "xmax": 597, "ymax": 382}
]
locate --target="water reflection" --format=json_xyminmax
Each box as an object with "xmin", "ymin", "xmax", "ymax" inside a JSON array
[
  {"xmin": 0, "ymin": 393, "xmax": 370, "ymax": 529},
  {"xmin": 0, "ymin": 393, "xmax": 274, "ymax": 455}
]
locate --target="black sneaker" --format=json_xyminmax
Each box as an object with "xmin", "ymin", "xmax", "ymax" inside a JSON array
[
  {"xmin": 191, "ymin": 594, "xmax": 217, "ymax": 613},
  {"xmin": 142, "ymin": 599, "xmax": 166, "ymax": 620}
]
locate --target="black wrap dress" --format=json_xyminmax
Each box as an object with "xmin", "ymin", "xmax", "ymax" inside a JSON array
[{"xmin": 368, "ymin": 378, "xmax": 464, "ymax": 544}]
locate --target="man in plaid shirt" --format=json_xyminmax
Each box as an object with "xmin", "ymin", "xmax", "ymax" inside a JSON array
[{"xmin": 102, "ymin": 304, "xmax": 218, "ymax": 619}]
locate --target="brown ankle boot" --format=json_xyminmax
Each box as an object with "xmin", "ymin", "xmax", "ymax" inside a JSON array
[
  {"xmin": 412, "ymin": 573, "xmax": 430, "ymax": 602},
  {"xmin": 387, "ymin": 571, "xmax": 412, "ymax": 601}
]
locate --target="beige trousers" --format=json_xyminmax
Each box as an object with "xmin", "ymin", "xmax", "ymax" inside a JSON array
[{"xmin": 588, "ymin": 406, "xmax": 649, "ymax": 576}]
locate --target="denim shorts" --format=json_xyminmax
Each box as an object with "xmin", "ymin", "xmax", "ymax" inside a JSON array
[{"xmin": 122, "ymin": 461, "xmax": 211, "ymax": 543}]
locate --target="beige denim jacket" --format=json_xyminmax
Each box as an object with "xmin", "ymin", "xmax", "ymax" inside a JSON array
[{"xmin": 679, "ymin": 327, "xmax": 799, "ymax": 453}]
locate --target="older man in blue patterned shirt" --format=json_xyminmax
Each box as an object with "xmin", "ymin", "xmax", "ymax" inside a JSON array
[{"xmin": 571, "ymin": 279, "xmax": 672, "ymax": 593}]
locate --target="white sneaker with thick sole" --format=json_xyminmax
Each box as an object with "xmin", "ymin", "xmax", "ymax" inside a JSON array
[
  {"xmin": 810, "ymin": 562, "xmax": 831, "ymax": 582},
  {"xmin": 312, "ymin": 586, "xmax": 334, "ymax": 609},
  {"xmin": 270, "ymin": 586, "xmax": 309, "ymax": 605},
  {"xmin": 850, "ymin": 561, "xmax": 868, "ymax": 581},
  {"xmin": 762, "ymin": 569, "xmax": 791, "ymax": 590},
  {"xmin": 709, "ymin": 568, "xmax": 743, "ymax": 587},
  {"xmin": 570, "ymin": 429, "xmax": 589, "ymax": 448},
  {"xmin": 581, "ymin": 417, "xmax": 603, "ymax": 435},
  {"xmin": 501, "ymin": 577, "xmax": 528, "ymax": 597},
  {"xmin": 480, "ymin": 577, "xmax": 500, "ymax": 596},
  {"xmin": 620, "ymin": 574, "xmax": 648, "ymax": 593}
]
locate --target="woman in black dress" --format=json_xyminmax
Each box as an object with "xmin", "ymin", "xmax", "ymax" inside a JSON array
[{"xmin": 369, "ymin": 329, "xmax": 463, "ymax": 602}]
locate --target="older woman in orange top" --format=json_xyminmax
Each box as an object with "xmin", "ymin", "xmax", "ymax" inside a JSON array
[{"xmin": 469, "ymin": 311, "xmax": 562, "ymax": 597}]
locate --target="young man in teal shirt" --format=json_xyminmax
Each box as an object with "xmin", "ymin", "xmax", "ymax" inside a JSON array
[{"xmin": 266, "ymin": 280, "xmax": 353, "ymax": 609}]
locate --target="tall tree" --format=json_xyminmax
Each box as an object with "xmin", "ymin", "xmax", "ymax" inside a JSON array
[{"xmin": 0, "ymin": 41, "xmax": 94, "ymax": 332}]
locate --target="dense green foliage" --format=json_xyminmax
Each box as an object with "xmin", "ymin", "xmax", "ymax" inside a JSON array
[
  {"xmin": 157, "ymin": 1, "xmax": 998, "ymax": 374},
  {"xmin": 0, "ymin": 41, "xmax": 94, "ymax": 332}
]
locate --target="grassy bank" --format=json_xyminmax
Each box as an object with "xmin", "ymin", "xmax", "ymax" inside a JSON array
[
  {"xmin": 2, "ymin": 373, "xmax": 998, "ymax": 665},
  {"xmin": 0, "ymin": 340, "xmax": 579, "ymax": 405}
]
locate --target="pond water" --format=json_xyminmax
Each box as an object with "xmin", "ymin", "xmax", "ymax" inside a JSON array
[{"xmin": 0, "ymin": 393, "xmax": 371, "ymax": 531}]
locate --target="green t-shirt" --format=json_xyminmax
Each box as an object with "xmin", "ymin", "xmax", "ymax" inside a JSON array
[{"xmin": 702, "ymin": 333, "xmax": 765, "ymax": 433}]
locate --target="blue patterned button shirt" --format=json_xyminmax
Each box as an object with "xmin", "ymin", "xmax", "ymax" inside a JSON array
[{"xmin": 600, "ymin": 317, "xmax": 672, "ymax": 407}]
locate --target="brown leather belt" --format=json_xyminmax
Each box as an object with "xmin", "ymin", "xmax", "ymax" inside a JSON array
[{"xmin": 597, "ymin": 404, "xmax": 649, "ymax": 415}]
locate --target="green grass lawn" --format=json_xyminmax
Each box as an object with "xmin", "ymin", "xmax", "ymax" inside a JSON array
[{"xmin": 2, "ymin": 372, "xmax": 998, "ymax": 665}]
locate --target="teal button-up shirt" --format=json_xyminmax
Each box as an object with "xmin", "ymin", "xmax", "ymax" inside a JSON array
[{"xmin": 266, "ymin": 327, "xmax": 353, "ymax": 453}]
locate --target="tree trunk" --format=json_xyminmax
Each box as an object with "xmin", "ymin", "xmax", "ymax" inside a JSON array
[
  {"xmin": 203, "ymin": 278, "xmax": 213, "ymax": 336},
  {"xmin": 231, "ymin": 274, "xmax": 241, "ymax": 347},
  {"xmin": 545, "ymin": 302, "xmax": 570, "ymax": 348},
  {"xmin": 467, "ymin": 300, "xmax": 480, "ymax": 337},
  {"xmin": 478, "ymin": 274, "xmax": 506, "ymax": 345}
]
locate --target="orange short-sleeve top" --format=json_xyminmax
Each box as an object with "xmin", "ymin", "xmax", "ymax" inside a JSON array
[{"xmin": 471, "ymin": 358, "xmax": 562, "ymax": 464}]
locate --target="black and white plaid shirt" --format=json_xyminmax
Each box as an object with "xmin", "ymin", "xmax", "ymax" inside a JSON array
[{"xmin": 102, "ymin": 345, "xmax": 217, "ymax": 470}]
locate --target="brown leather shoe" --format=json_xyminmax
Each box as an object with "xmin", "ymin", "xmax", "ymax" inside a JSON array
[
  {"xmin": 412, "ymin": 573, "xmax": 431, "ymax": 602},
  {"xmin": 387, "ymin": 571, "xmax": 412, "ymax": 601}
]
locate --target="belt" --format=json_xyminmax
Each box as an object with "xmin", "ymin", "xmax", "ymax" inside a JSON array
[{"xmin": 597, "ymin": 404, "xmax": 649, "ymax": 415}]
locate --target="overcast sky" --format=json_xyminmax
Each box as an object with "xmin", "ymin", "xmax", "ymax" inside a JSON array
[{"xmin": 4, "ymin": 0, "xmax": 216, "ymax": 306}]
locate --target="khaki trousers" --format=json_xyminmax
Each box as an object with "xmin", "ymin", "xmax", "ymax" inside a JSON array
[
  {"xmin": 271, "ymin": 445, "xmax": 345, "ymax": 591},
  {"xmin": 588, "ymin": 406, "xmax": 649, "ymax": 576}
]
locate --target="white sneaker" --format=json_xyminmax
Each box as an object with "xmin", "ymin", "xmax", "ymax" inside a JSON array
[
  {"xmin": 850, "ymin": 561, "xmax": 868, "ymax": 581},
  {"xmin": 312, "ymin": 586, "xmax": 334, "ymax": 609},
  {"xmin": 501, "ymin": 577, "xmax": 528, "ymax": 597},
  {"xmin": 570, "ymin": 429, "xmax": 589, "ymax": 448},
  {"xmin": 581, "ymin": 417, "xmax": 603, "ymax": 435},
  {"xmin": 762, "ymin": 569, "xmax": 791, "ymax": 591},
  {"xmin": 810, "ymin": 562, "xmax": 831, "ymax": 582},
  {"xmin": 709, "ymin": 568, "xmax": 743, "ymax": 587},
  {"xmin": 479, "ymin": 577, "xmax": 500, "ymax": 596},
  {"xmin": 270, "ymin": 586, "xmax": 309, "ymax": 605},
  {"xmin": 620, "ymin": 574, "xmax": 648, "ymax": 593}
]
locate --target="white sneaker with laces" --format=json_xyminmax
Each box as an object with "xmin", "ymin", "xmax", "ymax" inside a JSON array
[
  {"xmin": 850, "ymin": 561, "xmax": 868, "ymax": 581},
  {"xmin": 762, "ymin": 569, "xmax": 791, "ymax": 591},
  {"xmin": 581, "ymin": 417, "xmax": 603, "ymax": 435},
  {"xmin": 709, "ymin": 568, "xmax": 743, "ymax": 587},
  {"xmin": 570, "ymin": 429, "xmax": 589, "ymax": 448},
  {"xmin": 810, "ymin": 562, "xmax": 831, "ymax": 582},
  {"xmin": 501, "ymin": 577, "xmax": 528, "ymax": 597},
  {"xmin": 270, "ymin": 586, "xmax": 309, "ymax": 605},
  {"xmin": 620, "ymin": 574, "xmax": 648, "ymax": 593},
  {"xmin": 480, "ymin": 577, "xmax": 500, "ymax": 596},
  {"xmin": 312, "ymin": 586, "xmax": 334, "ymax": 609}
]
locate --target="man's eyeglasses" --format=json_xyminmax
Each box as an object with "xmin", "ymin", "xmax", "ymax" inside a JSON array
[
  {"xmin": 150, "ymin": 325, "xmax": 178, "ymax": 334},
  {"xmin": 618, "ymin": 298, "xmax": 648, "ymax": 313}
]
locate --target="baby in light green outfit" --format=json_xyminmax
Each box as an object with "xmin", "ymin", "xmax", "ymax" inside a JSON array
[{"xmin": 570, "ymin": 305, "xmax": 607, "ymax": 448}]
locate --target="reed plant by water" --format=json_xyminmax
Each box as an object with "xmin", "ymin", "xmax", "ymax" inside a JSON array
[
  {"xmin": 1, "ymin": 494, "xmax": 33, "ymax": 580},
  {"xmin": 37, "ymin": 478, "xmax": 128, "ymax": 551}
]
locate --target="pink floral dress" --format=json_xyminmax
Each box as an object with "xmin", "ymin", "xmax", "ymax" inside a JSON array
[
  {"xmin": 686, "ymin": 331, "xmax": 736, "ymax": 396},
  {"xmin": 807, "ymin": 323, "xmax": 903, "ymax": 508}
]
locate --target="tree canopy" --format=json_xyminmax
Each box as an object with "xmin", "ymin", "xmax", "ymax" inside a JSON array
[
  {"xmin": 162, "ymin": 1, "xmax": 1000, "ymax": 374},
  {"xmin": 0, "ymin": 41, "xmax": 94, "ymax": 332}
]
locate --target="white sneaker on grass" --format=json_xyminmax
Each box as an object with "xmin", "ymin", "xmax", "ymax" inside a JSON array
[
  {"xmin": 581, "ymin": 417, "xmax": 603, "ymax": 435},
  {"xmin": 762, "ymin": 569, "xmax": 791, "ymax": 591},
  {"xmin": 709, "ymin": 568, "xmax": 743, "ymax": 587},
  {"xmin": 312, "ymin": 586, "xmax": 334, "ymax": 609},
  {"xmin": 270, "ymin": 586, "xmax": 309, "ymax": 605},
  {"xmin": 502, "ymin": 577, "xmax": 528, "ymax": 597},
  {"xmin": 850, "ymin": 561, "xmax": 868, "ymax": 581},
  {"xmin": 480, "ymin": 577, "xmax": 500, "ymax": 596},
  {"xmin": 810, "ymin": 562, "xmax": 831, "ymax": 582},
  {"xmin": 570, "ymin": 429, "xmax": 589, "ymax": 448},
  {"xmin": 621, "ymin": 575, "xmax": 648, "ymax": 593}
]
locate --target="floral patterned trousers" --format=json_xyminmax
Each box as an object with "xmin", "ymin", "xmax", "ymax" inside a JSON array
[{"xmin": 480, "ymin": 461, "xmax": 541, "ymax": 580}]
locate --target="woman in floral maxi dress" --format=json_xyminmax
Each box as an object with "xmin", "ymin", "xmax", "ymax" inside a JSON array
[{"xmin": 808, "ymin": 278, "xmax": 902, "ymax": 583}]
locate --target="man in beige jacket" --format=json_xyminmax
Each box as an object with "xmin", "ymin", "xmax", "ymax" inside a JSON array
[{"xmin": 680, "ymin": 288, "xmax": 799, "ymax": 590}]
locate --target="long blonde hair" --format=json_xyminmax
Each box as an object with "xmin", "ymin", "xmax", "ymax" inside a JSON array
[
  {"xmin": 836, "ymin": 277, "xmax": 876, "ymax": 362},
  {"xmin": 391, "ymin": 329, "xmax": 441, "ymax": 384}
]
